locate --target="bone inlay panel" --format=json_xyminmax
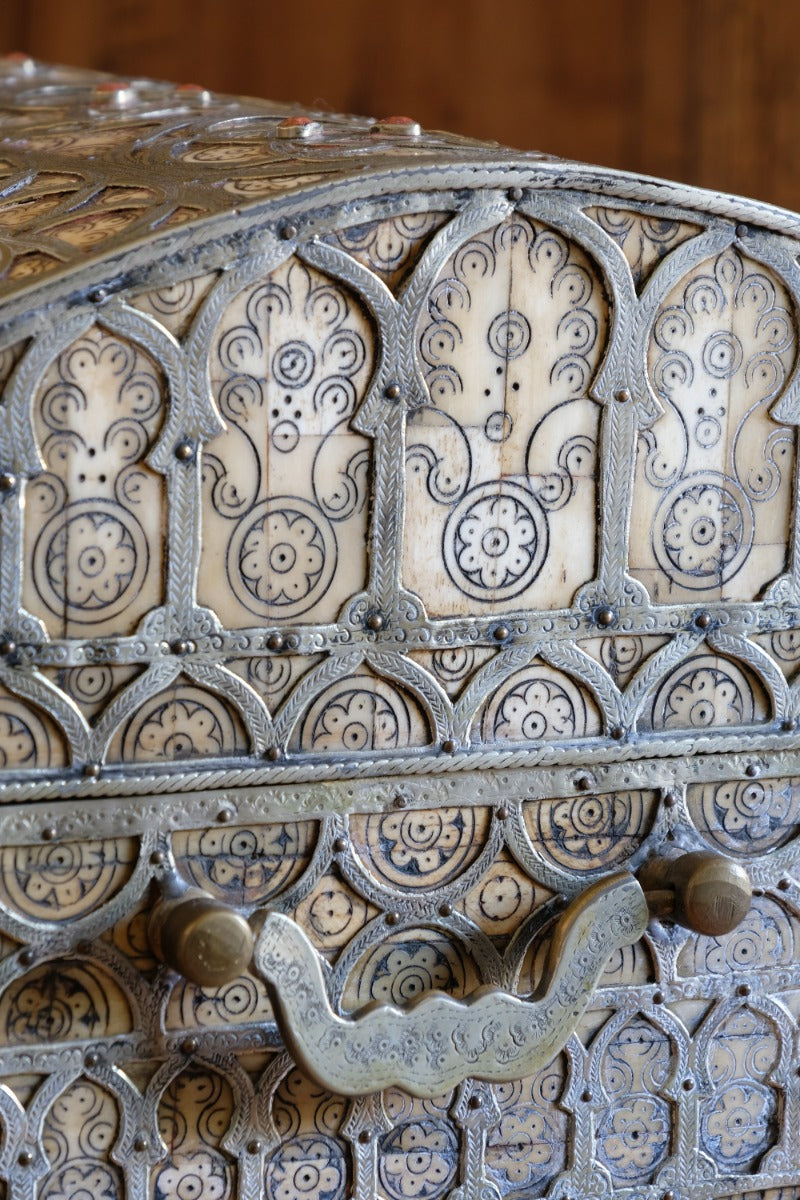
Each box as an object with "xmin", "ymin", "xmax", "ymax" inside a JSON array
[{"xmin": 406, "ymin": 215, "xmax": 607, "ymax": 616}]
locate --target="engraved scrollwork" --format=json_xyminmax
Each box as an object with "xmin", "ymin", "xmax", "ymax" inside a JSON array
[
  {"xmin": 644, "ymin": 652, "xmax": 767, "ymax": 731},
  {"xmin": 0, "ymin": 836, "xmax": 138, "ymax": 922},
  {"xmin": 594, "ymin": 1017, "xmax": 674, "ymax": 1185},
  {"xmin": 407, "ymin": 214, "xmax": 606, "ymax": 616},
  {"xmin": 267, "ymin": 1066, "xmax": 349, "ymax": 1200},
  {"xmin": 173, "ymin": 821, "xmax": 316, "ymax": 907},
  {"xmin": 202, "ymin": 257, "xmax": 374, "ymax": 627},
  {"xmin": 0, "ymin": 691, "xmax": 66, "ymax": 768},
  {"xmin": 0, "ymin": 959, "xmax": 132, "ymax": 1043},
  {"xmin": 39, "ymin": 1079, "xmax": 122, "ymax": 1200},
  {"xmin": 523, "ymin": 791, "xmax": 656, "ymax": 874},
  {"xmin": 631, "ymin": 248, "xmax": 798, "ymax": 602},
  {"xmin": 477, "ymin": 663, "xmax": 600, "ymax": 743},
  {"xmin": 154, "ymin": 1068, "xmax": 236, "ymax": 1200},
  {"xmin": 325, "ymin": 212, "xmax": 448, "ymax": 290},
  {"xmin": 678, "ymin": 896, "xmax": 800, "ymax": 976},
  {"xmin": 349, "ymin": 807, "xmax": 489, "ymax": 892},
  {"xmin": 485, "ymin": 1057, "xmax": 568, "ymax": 1196},
  {"xmin": 114, "ymin": 682, "xmax": 248, "ymax": 762},
  {"xmin": 687, "ymin": 777, "xmax": 800, "ymax": 856},
  {"xmin": 23, "ymin": 325, "xmax": 166, "ymax": 636},
  {"xmin": 700, "ymin": 1007, "xmax": 781, "ymax": 1173},
  {"xmin": 295, "ymin": 672, "xmax": 429, "ymax": 753}
]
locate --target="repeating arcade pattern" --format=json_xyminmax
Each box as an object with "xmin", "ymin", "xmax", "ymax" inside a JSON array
[
  {"xmin": 0, "ymin": 780, "xmax": 795, "ymax": 1198},
  {"xmin": 0, "ymin": 179, "xmax": 800, "ymax": 781}
]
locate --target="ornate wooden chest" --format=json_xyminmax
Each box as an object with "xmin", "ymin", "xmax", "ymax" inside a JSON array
[{"xmin": 0, "ymin": 55, "xmax": 798, "ymax": 1200}]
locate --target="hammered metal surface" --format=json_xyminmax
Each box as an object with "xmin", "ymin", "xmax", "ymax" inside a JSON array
[{"xmin": 0, "ymin": 56, "xmax": 800, "ymax": 1200}]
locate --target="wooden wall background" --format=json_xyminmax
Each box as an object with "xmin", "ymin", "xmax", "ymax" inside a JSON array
[{"xmin": 0, "ymin": 0, "xmax": 799, "ymax": 213}]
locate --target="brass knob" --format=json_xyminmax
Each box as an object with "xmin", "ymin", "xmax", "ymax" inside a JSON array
[
  {"xmin": 637, "ymin": 851, "xmax": 752, "ymax": 937},
  {"xmin": 148, "ymin": 889, "xmax": 254, "ymax": 987}
]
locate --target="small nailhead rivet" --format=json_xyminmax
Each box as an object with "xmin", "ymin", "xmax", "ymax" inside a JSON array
[
  {"xmin": 575, "ymin": 775, "xmax": 593, "ymax": 792},
  {"xmin": 41, "ymin": 826, "xmax": 56, "ymax": 841},
  {"xmin": 496, "ymin": 806, "xmax": 508, "ymax": 821},
  {"xmin": 150, "ymin": 850, "xmax": 165, "ymax": 866},
  {"xmin": 393, "ymin": 795, "xmax": 407, "ymax": 809},
  {"xmin": 366, "ymin": 612, "xmax": 385, "ymax": 631},
  {"xmin": 596, "ymin": 606, "xmax": 615, "ymax": 627},
  {"xmin": 695, "ymin": 611, "xmax": 711, "ymax": 629},
  {"xmin": 682, "ymin": 1078, "xmax": 694, "ymax": 1091},
  {"xmin": 0, "ymin": 639, "xmax": 16, "ymax": 655},
  {"xmin": 90, "ymin": 286, "xmax": 109, "ymax": 303},
  {"xmin": 615, "ymin": 388, "xmax": 631, "ymax": 403},
  {"xmin": 441, "ymin": 739, "xmax": 456, "ymax": 754},
  {"xmin": 84, "ymin": 1051, "xmax": 99, "ymax": 1068},
  {"xmin": 134, "ymin": 1135, "xmax": 148, "ymax": 1152},
  {"xmin": 276, "ymin": 116, "xmax": 319, "ymax": 139},
  {"xmin": 83, "ymin": 762, "xmax": 101, "ymax": 778},
  {"xmin": 0, "ymin": 472, "xmax": 17, "ymax": 492},
  {"xmin": 581, "ymin": 1089, "xmax": 592, "ymax": 1103},
  {"xmin": 384, "ymin": 383, "xmax": 401, "ymax": 400},
  {"xmin": 181, "ymin": 1036, "xmax": 199, "ymax": 1054},
  {"xmin": 247, "ymin": 1139, "xmax": 263, "ymax": 1154},
  {"xmin": 663, "ymin": 792, "xmax": 677, "ymax": 808},
  {"xmin": 736, "ymin": 223, "xmax": 748, "ymax": 238},
  {"xmin": 17, "ymin": 1150, "xmax": 33, "ymax": 1166},
  {"xmin": 493, "ymin": 625, "xmax": 510, "ymax": 641},
  {"xmin": 171, "ymin": 639, "xmax": 191, "ymax": 656},
  {"xmin": 663, "ymin": 1192, "xmax": 676, "ymax": 1200},
  {"xmin": 468, "ymin": 1094, "xmax": 482, "ymax": 1109},
  {"xmin": 737, "ymin": 983, "xmax": 751, "ymax": 996},
  {"xmin": 653, "ymin": 991, "xmax": 665, "ymax": 1004},
  {"xmin": 216, "ymin": 809, "xmax": 234, "ymax": 823},
  {"xmin": 386, "ymin": 912, "xmax": 400, "ymax": 925},
  {"xmin": 610, "ymin": 725, "xmax": 624, "ymax": 740},
  {"xmin": 266, "ymin": 746, "xmax": 282, "ymax": 761},
  {"xmin": 358, "ymin": 1130, "xmax": 371, "ymax": 1144},
  {"xmin": 174, "ymin": 440, "xmax": 194, "ymax": 461},
  {"xmin": 18, "ymin": 948, "xmax": 35, "ymax": 966},
  {"xmin": 745, "ymin": 763, "xmax": 759, "ymax": 778},
  {"xmin": 508, "ymin": 186, "xmax": 523, "ymax": 202},
  {"xmin": 439, "ymin": 902, "xmax": 452, "ymax": 917},
  {"xmin": 782, "ymin": 717, "xmax": 797, "ymax": 731},
  {"xmin": 280, "ymin": 223, "xmax": 298, "ymax": 240},
  {"xmin": 267, "ymin": 633, "xmax": 284, "ymax": 651},
  {"xmin": 333, "ymin": 837, "xmax": 348, "ymax": 853},
  {"xmin": 778, "ymin": 878, "xmax": 791, "ymax": 891}
]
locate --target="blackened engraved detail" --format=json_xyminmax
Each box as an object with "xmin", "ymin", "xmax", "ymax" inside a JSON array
[
  {"xmin": 325, "ymin": 212, "xmax": 449, "ymax": 292},
  {"xmin": 202, "ymin": 256, "xmax": 374, "ymax": 627},
  {"xmin": 408, "ymin": 214, "xmax": 606, "ymax": 616},
  {"xmin": 687, "ymin": 776, "xmax": 800, "ymax": 856},
  {"xmin": 39, "ymin": 1079, "xmax": 122, "ymax": 1200},
  {"xmin": 443, "ymin": 482, "xmax": 548, "ymax": 602},
  {"xmin": 115, "ymin": 682, "xmax": 248, "ymax": 762},
  {"xmin": 631, "ymin": 248, "xmax": 798, "ymax": 603},
  {"xmin": 0, "ymin": 958, "xmax": 132, "ymax": 1042},
  {"xmin": 644, "ymin": 652, "xmax": 766, "ymax": 731},
  {"xmin": 587, "ymin": 207, "xmax": 702, "ymax": 291},
  {"xmin": 23, "ymin": 324, "xmax": 166, "ymax": 637},
  {"xmin": 153, "ymin": 1068, "xmax": 236, "ymax": 1200},
  {"xmin": 227, "ymin": 496, "xmax": 337, "ymax": 619},
  {"xmin": 477, "ymin": 663, "xmax": 600, "ymax": 744},
  {"xmin": 295, "ymin": 671, "xmax": 430, "ymax": 753}
]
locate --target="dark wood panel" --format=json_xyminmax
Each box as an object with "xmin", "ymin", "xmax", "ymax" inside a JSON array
[{"xmin": 2, "ymin": 0, "xmax": 800, "ymax": 210}]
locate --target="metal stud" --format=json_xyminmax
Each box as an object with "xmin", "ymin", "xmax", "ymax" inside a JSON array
[
  {"xmin": 366, "ymin": 612, "xmax": 385, "ymax": 631},
  {"xmin": 216, "ymin": 808, "xmax": 234, "ymax": 823},
  {"xmin": 384, "ymin": 383, "xmax": 401, "ymax": 400},
  {"xmin": 84, "ymin": 1051, "xmax": 99, "ymax": 1068},
  {"xmin": 18, "ymin": 948, "xmax": 35, "ymax": 966},
  {"xmin": 133, "ymin": 1135, "xmax": 149, "ymax": 1152},
  {"xmin": 695, "ymin": 610, "xmax": 712, "ymax": 629},
  {"xmin": 438, "ymin": 902, "xmax": 452, "ymax": 916},
  {"xmin": 83, "ymin": 762, "xmax": 101, "ymax": 778},
  {"xmin": 266, "ymin": 746, "xmax": 282, "ymax": 761},
  {"xmin": 333, "ymin": 836, "xmax": 348, "ymax": 853},
  {"xmin": 493, "ymin": 624, "xmax": 510, "ymax": 641},
  {"xmin": 267, "ymin": 632, "xmax": 285, "ymax": 651},
  {"xmin": 150, "ymin": 850, "xmax": 166, "ymax": 866},
  {"xmin": 358, "ymin": 1130, "xmax": 371, "ymax": 1144},
  {"xmin": 596, "ymin": 605, "xmax": 616, "ymax": 627},
  {"xmin": 41, "ymin": 825, "xmax": 56, "ymax": 841},
  {"xmin": 575, "ymin": 775, "xmax": 593, "ymax": 792},
  {"xmin": 441, "ymin": 738, "xmax": 456, "ymax": 754},
  {"xmin": 0, "ymin": 471, "xmax": 17, "ymax": 492},
  {"xmin": 610, "ymin": 725, "xmax": 624, "ymax": 740},
  {"xmin": 467, "ymin": 1094, "xmax": 482, "ymax": 1109},
  {"xmin": 0, "ymin": 638, "xmax": 16, "ymax": 655},
  {"xmin": 496, "ymin": 806, "xmax": 508, "ymax": 821},
  {"xmin": 614, "ymin": 387, "xmax": 631, "ymax": 403},
  {"xmin": 393, "ymin": 794, "xmax": 407, "ymax": 809},
  {"xmin": 385, "ymin": 912, "xmax": 400, "ymax": 925},
  {"xmin": 276, "ymin": 116, "xmax": 320, "ymax": 139},
  {"xmin": 181, "ymin": 1036, "xmax": 199, "ymax": 1054},
  {"xmin": 174, "ymin": 440, "xmax": 194, "ymax": 461},
  {"xmin": 17, "ymin": 1150, "xmax": 33, "ymax": 1166},
  {"xmin": 247, "ymin": 1138, "xmax": 263, "ymax": 1154},
  {"xmin": 280, "ymin": 222, "xmax": 298, "ymax": 240},
  {"xmin": 507, "ymin": 186, "xmax": 523, "ymax": 202},
  {"xmin": 745, "ymin": 763, "xmax": 759, "ymax": 778}
]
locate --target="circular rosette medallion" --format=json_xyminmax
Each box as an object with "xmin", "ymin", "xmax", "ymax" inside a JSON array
[
  {"xmin": 228, "ymin": 498, "xmax": 336, "ymax": 619},
  {"xmin": 443, "ymin": 481, "xmax": 548, "ymax": 602},
  {"xmin": 653, "ymin": 471, "xmax": 753, "ymax": 590},
  {"xmin": 33, "ymin": 499, "xmax": 148, "ymax": 623}
]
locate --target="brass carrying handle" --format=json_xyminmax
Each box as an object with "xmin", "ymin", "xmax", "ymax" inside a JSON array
[{"xmin": 254, "ymin": 851, "xmax": 752, "ymax": 1098}]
